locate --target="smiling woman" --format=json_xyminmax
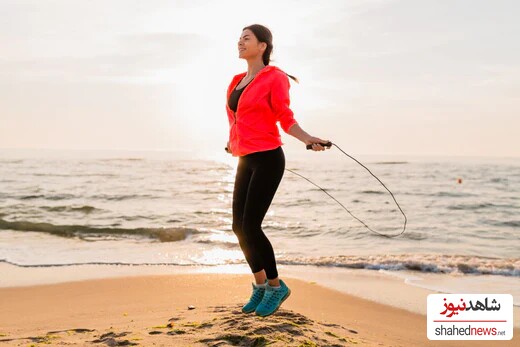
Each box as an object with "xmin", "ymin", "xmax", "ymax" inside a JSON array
[{"xmin": 223, "ymin": 23, "xmax": 331, "ymax": 318}]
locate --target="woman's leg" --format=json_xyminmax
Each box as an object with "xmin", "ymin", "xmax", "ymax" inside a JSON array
[
  {"xmin": 232, "ymin": 147, "xmax": 285, "ymax": 285},
  {"xmin": 232, "ymin": 156, "xmax": 258, "ymax": 279},
  {"xmin": 241, "ymin": 147, "xmax": 285, "ymax": 283}
]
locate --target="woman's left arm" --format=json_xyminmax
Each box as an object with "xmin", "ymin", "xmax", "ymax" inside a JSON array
[
  {"xmin": 288, "ymin": 123, "xmax": 329, "ymax": 151},
  {"xmin": 271, "ymin": 73, "xmax": 329, "ymax": 151}
]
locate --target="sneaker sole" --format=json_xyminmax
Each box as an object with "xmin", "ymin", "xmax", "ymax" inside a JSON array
[
  {"xmin": 242, "ymin": 298, "xmax": 265, "ymax": 314},
  {"xmin": 255, "ymin": 288, "xmax": 291, "ymax": 317},
  {"xmin": 242, "ymin": 306, "xmax": 257, "ymax": 314}
]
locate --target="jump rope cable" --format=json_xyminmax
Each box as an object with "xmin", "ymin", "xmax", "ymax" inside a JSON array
[{"xmin": 284, "ymin": 142, "xmax": 408, "ymax": 238}]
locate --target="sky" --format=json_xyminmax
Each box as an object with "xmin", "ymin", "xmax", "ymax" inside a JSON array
[{"xmin": 1, "ymin": 0, "xmax": 519, "ymax": 158}]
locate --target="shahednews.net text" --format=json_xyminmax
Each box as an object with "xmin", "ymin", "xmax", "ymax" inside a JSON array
[{"xmin": 435, "ymin": 324, "xmax": 507, "ymax": 336}]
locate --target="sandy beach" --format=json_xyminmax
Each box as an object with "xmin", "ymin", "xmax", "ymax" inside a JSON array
[{"xmin": 0, "ymin": 268, "xmax": 518, "ymax": 347}]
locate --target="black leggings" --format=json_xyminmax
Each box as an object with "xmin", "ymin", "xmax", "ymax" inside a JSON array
[{"xmin": 232, "ymin": 146, "xmax": 285, "ymax": 280}]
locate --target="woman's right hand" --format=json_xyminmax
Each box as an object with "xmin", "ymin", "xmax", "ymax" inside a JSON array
[{"xmin": 225, "ymin": 141, "xmax": 231, "ymax": 154}]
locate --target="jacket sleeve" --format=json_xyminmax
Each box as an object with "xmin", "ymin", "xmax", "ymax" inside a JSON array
[{"xmin": 270, "ymin": 73, "xmax": 298, "ymax": 133}]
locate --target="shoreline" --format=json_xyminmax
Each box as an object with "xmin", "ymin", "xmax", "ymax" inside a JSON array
[{"xmin": 1, "ymin": 262, "xmax": 519, "ymax": 328}]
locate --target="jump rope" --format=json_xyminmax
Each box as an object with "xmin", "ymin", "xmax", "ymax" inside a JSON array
[{"xmin": 226, "ymin": 141, "xmax": 407, "ymax": 238}]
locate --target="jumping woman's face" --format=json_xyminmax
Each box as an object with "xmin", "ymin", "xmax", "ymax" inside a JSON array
[{"xmin": 238, "ymin": 29, "xmax": 266, "ymax": 60}]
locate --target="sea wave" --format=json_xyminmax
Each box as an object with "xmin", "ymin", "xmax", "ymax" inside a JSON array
[
  {"xmin": 487, "ymin": 220, "xmax": 520, "ymax": 228},
  {"xmin": 276, "ymin": 254, "xmax": 520, "ymax": 277},
  {"xmin": 0, "ymin": 218, "xmax": 199, "ymax": 242},
  {"xmin": 16, "ymin": 193, "xmax": 77, "ymax": 201},
  {"xmin": 0, "ymin": 259, "xmax": 197, "ymax": 268},
  {"xmin": 89, "ymin": 193, "xmax": 160, "ymax": 201},
  {"xmin": 40, "ymin": 205, "xmax": 102, "ymax": 214},
  {"xmin": 434, "ymin": 191, "xmax": 476, "ymax": 198},
  {"xmin": 447, "ymin": 202, "xmax": 514, "ymax": 210},
  {"xmin": 360, "ymin": 190, "xmax": 385, "ymax": 195}
]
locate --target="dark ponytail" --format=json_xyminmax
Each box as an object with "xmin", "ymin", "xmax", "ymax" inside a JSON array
[
  {"xmin": 285, "ymin": 73, "xmax": 299, "ymax": 84},
  {"xmin": 242, "ymin": 24, "xmax": 299, "ymax": 84}
]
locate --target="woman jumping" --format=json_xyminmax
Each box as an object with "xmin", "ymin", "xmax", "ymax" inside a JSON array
[{"xmin": 225, "ymin": 24, "xmax": 329, "ymax": 317}]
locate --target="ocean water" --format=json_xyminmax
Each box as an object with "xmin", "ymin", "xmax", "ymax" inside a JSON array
[{"xmin": 0, "ymin": 148, "xmax": 518, "ymax": 301}]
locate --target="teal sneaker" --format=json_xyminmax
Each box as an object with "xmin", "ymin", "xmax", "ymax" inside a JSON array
[
  {"xmin": 255, "ymin": 279, "xmax": 291, "ymax": 317},
  {"xmin": 242, "ymin": 280, "xmax": 267, "ymax": 313}
]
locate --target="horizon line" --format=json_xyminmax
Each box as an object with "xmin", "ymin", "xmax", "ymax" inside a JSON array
[{"xmin": 0, "ymin": 147, "xmax": 519, "ymax": 159}]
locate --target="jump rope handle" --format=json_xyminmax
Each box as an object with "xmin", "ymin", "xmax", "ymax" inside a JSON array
[{"xmin": 306, "ymin": 141, "xmax": 332, "ymax": 150}]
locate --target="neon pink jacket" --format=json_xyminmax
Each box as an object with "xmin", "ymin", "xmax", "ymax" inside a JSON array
[{"xmin": 226, "ymin": 65, "xmax": 298, "ymax": 157}]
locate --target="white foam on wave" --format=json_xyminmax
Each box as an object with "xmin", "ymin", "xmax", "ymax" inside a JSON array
[{"xmin": 277, "ymin": 253, "xmax": 520, "ymax": 277}]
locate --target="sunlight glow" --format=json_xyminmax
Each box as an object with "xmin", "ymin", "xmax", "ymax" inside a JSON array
[{"xmin": 191, "ymin": 248, "xmax": 243, "ymax": 266}]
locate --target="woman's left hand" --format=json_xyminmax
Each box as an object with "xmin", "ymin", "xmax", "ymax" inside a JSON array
[{"xmin": 305, "ymin": 136, "xmax": 330, "ymax": 151}]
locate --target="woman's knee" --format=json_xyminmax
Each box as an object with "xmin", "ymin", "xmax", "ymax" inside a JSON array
[
  {"xmin": 241, "ymin": 220, "xmax": 262, "ymax": 237},
  {"xmin": 232, "ymin": 220, "xmax": 242, "ymax": 236}
]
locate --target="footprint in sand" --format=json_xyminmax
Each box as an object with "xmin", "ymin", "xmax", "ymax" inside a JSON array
[
  {"xmin": 90, "ymin": 331, "xmax": 139, "ymax": 346},
  {"xmin": 0, "ymin": 328, "xmax": 97, "ymax": 345}
]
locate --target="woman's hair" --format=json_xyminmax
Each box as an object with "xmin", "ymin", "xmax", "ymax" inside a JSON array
[{"xmin": 243, "ymin": 24, "xmax": 299, "ymax": 83}]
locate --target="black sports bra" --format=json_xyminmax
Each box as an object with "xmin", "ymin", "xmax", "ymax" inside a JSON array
[{"xmin": 228, "ymin": 77, "xmax": 253, "ymax": 112}]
